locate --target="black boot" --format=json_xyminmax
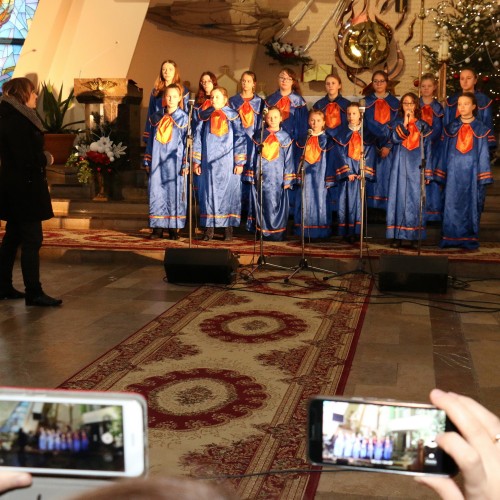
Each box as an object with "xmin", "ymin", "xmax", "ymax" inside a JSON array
[
  {"xmin": 150, "ymin": 228, "xmax": 163, "ymax": 239},
  {"xmin": 168, "ymin": 229, "xmax": 180, "ymax": 240},
  {"xmin": 203, "ymin": 227, "xmax": 214, "ymax": 241},
  {"xmin": 0, "ymin": 287, "xmax": 25, "ymax": 300},
  {"xmin": 224, "ymin": 226, "xmax": 233, "ymax": 241}
]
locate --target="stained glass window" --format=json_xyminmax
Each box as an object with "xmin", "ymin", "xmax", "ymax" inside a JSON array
[{"xmin": 0, "ymin": 0, "xmax": 40, "ymax": 91}]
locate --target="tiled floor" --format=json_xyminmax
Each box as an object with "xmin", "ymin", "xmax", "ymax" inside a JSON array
[{"xmin": 0, "ymin": 248, "xmax": 499, "ymax": 499}]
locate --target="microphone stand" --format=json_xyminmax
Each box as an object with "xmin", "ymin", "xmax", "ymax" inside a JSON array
[
  {"xmin": 324, "ymin": 112, "xmax": 369, "ymax": 281},
  {"xmin": 417, "ymin": 121, "xmax": 426, "ymax": 256},
  {"xmin": 182, "ymin": 99, "xmax": 196, "ymax": 248},
  {"xmin": 246, "ymin": 113, "xmax": 291, "ymax": 279},
  {"xmin": 284, "ymin": 132, "xmax": 332, "ymax": 283}
]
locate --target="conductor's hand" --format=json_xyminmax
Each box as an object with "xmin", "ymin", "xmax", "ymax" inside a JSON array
[
  {"xmin": 234, "ymin": 165, "xmax": 243, "ymax": 175},
  {"xmin": 0, "ymin": 471, "xmax": 32, "ymax": 494},
  {"xmin": 415, "ymin": 389, "xmax": 500, "ymax": 500},
  {"xmin": 194, "ymin": 164, "xmax": 201, "ymax": 176}
]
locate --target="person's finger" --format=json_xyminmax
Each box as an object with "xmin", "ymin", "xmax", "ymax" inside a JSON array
[
  {"xmin": 414, "ymin": 475, "xmax": 463, "ymax": 500},
  {"xmin": 430, "ymin": 389, "xmax": 499, "ymax": 452},
  {"xmin": 0, "ymin": 472, "xmax": 32, "ymax": 493}
]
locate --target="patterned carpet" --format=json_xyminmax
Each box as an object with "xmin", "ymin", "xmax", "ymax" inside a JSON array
[
  {"xmin": 59, "ymin": 271, "xmax": 373, "ymax": 499},
  {"xmin": 19, "ymin": 228, "xmax": 500, "ymax": 262}
]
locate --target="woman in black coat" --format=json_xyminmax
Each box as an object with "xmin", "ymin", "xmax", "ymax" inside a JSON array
[{"xmin": 0, "ymin": 77, "xmax": 62, "ymax": 306}]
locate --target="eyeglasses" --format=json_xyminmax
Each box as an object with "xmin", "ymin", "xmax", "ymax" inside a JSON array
[
  {"xmin": 279, "ymin": 77, "xmax": 293, "ymax": 82},
  {"xmin": 372, "ymin": 79, "xmax": 387, "ymax": 84}
]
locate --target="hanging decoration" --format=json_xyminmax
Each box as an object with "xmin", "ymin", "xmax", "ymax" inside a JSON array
[
  {"xmin": 334, "ymin": 0, "xmax": 405, "ymax": 89},
  {"xmin": 264, "ymin": 0, "xmax": 348, "ymax": 65}
]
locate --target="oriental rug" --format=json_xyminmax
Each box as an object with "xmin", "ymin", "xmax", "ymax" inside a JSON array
[
  {"xmin": 59, "ymin": 270, "xmax": 373, "ymax": 499},
  {"xmin": 9, "ymin": 227, "xmax": 500, "ymax": 263}
]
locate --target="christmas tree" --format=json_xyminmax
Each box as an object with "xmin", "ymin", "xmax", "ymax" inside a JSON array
[{"xmin": 422, "ymin": 0, "xmax": 499, "ymax": 132}]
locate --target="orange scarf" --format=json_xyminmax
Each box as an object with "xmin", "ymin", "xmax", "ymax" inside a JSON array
[
  {"xmin": 304, "ymin": 136, "xmax": 322, "ymax": 164},
  {"xmin": 262, "ymin": 132, "xmax": 280, "ymax": 161},
  {"xmin": 325, "ymin": 102, "xmax": 341, "ymax": 129},
  {"xmin": 348, "ymin": 131, "xmax": 361, "ymax": 160},
  {"xmin": 276, "ymin": 95, "xmax": 291, "ymax": 121},
  {"xmin": 155, "ymin": 115, "xmax": 173, "ymax": 144},
  {"xmin": 374, "ymin": 99, "xmax": 391, "ymax": 124},
  {"xmin": 210, "ymin": 110, "xmax": 228, "ymax": 137},
  {"xmin": 239, "ymin": 99, "xmax": 254, "ymax": 129},
  {"xmin": 402, "ymin": 120, "xmax": 420, "ymax": 150},
  {"xmin": 456, "ymin": 123, "xmax": 473, "ymax": 154},
  {"xmin": 421, "ymin": 105, "xmax": 433, "ymax": 126}
]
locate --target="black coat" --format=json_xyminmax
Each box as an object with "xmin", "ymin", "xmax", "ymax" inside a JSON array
[{"xmin": 0, "ymin": 100, "xmax": 54, "ymax": 222}]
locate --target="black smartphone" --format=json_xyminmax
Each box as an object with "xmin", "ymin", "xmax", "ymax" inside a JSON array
[{"xmin": 308, "ymin": 396, "xmax": 458, "ymax": 476}]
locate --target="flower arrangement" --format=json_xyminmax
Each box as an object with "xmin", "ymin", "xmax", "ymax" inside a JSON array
[
  {"xmin": 66, "ymin": 123, "xmax": 127, "ymax": 185},
  {"xmin": 265, "ymin": 39, "xmax": 312, "ymax": 65}
]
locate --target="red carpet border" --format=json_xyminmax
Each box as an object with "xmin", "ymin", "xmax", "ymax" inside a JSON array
[
  {"xmin": 59, "ymin": 271, "xmax": 372, "ymax": 499},
  {"xmin": 10, "ymin": 228, "xmax": 500, "ymax": 262}
]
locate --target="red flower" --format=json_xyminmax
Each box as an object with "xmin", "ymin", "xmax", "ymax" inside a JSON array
[{"xmin": 87, "ymin": 151, "xmax": 111, "ymax": 165}]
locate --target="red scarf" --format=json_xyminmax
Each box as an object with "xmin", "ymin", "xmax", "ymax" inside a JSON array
[
  {"xmin": 304, "ymin": 136, "xmax": 322, "ymax": 164},
  {"xmin": 325, "ymin": 102, "xmax": 341, "ymax": 129},
  {"xmin": 276, "ymin": 95, "xmax": 291, "ymax": 121},
  {"xmin": 239, "ymin": 99, "xmax": 254, "ymax": 129},
  {"xmin": 374, "ymin": 99, "xmax": 391, "ymax": 124},
  {"xmin": 402, "ymin": 120, "xmax": 420, "ymax": 150},
  {"xmin": 210, "ymin": 110, "xmax": 229, "ymax": 137},
  {"xmin": 348, "ymin": 131, "xmax": 361, "ymax": 160},
  {"xmin": 456, "ymin": 123, "xmax": 473, "ymax": 154},
  {"xmin": 421, "ymin": 105, "xmax": 433, "ymax": 126},
  {"xmin": 155, "ymin": 115, "xmax": 173, "ymax": 144},
  {"xmin": 262, "ymin": 132, "xmax": 280, "ymax": 161}
]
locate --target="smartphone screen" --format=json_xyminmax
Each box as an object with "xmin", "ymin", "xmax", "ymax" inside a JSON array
[
  {"xmin": 308, "ymin": 397, "xmax": 458, "ymax": 476},
  {"xmin": 0, "ymin": 389, "xmax": 146, "ymax": 478}
]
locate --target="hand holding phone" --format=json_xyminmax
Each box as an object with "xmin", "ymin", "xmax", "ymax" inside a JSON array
[
  {"xmin": 415, "ymin": 389, "xmax": 500, "ymax": 499},
  {"xmin": 308, "ymin": 396, "xmax": 458, "ymax": 477},
  {"xmin": 0, "ymin": 387, "xmax": 147, "ymax": 479}
]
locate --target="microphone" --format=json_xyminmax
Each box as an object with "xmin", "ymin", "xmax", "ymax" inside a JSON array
[
  {"xmin": 307, "ymin": 129, "xmax": 313, "ymax": 137},
  {"xmin": 358, "ymin": 106, "xmax": 366, "ymax": 113},
  {"xmin": 262, "ymin": 107, "xmax": 269, "ymax": 116},
  {"xmin": 188, "ymin": 99, "xmax": 195, "ymax": 106},
  {"xmin": 407, "ymin": 113, "xmax": 411, "ymax": 119}
]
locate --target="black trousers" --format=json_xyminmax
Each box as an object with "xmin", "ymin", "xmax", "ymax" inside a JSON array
[{"xmin": 0, "ymin": 220, "xmax": 43, "ymax": 296}]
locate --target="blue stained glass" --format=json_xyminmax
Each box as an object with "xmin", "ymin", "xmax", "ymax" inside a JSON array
[{"xmin": 0, "ymin": 1, "xmax": 40, "ymax": 90}]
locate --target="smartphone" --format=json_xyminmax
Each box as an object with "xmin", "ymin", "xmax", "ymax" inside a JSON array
[
  {"xmin": 308, "ymin": 396, "xmax": 458, "ymax": 477},
  {"xmin": 0, "ymin": 387, "xmax": 147, "ymax": 478}
]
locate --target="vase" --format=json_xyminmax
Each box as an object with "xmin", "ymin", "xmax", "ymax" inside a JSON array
[{"xmin": 93, "ymin": 171, "xmax": 109, "ymax": 201}]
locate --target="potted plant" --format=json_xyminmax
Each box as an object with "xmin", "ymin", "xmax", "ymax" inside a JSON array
[{"xmin": 37, "ymin": 82, "xmax": 84, "ymax": 164}]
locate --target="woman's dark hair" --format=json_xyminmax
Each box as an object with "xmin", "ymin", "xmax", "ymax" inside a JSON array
[
  {"xmin": 280, "ymin": 67, "xmax": 302, "ymax": 96},
  {"xmin": 371, "ymin": 70, "xmax": 388, "ymax": 83},
  {"xmin": 196, "ymin": 71, "xmax": 218, "ymax": 104},
  {"xmin": 398, "ymin": 92, "xmax": 422, "ymax": 119},
  {"xmin": 2, "ymin": 77, "xmax": 35, "ymax": 104},
  {"xmin": 153, "ymin": 60, "xmax": 181, "ymax": 97}
]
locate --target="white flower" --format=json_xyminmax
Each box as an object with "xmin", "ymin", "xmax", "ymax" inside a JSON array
[{"xmin": 89, "ymin": 142, "xmax": 99, "ymax": 151}]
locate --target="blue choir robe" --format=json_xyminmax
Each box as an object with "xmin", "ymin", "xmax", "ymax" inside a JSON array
[
  {"xmin": 420, "ymin": 98, "xmax": 444, "ymax": 221},
  {"xmin": 313, "ymin": 94, "xmax": 350, "ymax": 139},
  {"xmin": 143, "ymin": 85, "xmax": 190, "ymax": 146},
  {"xmin": 146, "ymin": 108, "xmax": 189, "ymax": 229},
  {"xmin": 293, "ymin": 132, "xmax": 335, "ymax": 239},
  {"xmin": 265, "ymin": 90, "xmax": 308, "ymax": 141},
  {"xmin": 243, "ymin": 128, "xmax": 294, "ymax": 240},
  {"xmin": 193, "ymin": 105, "xmax": 247, "ymax": 228},
  {"xmin": 386, "ymin": 118, "xmax": 432, "ymax": 241},
  {"xmin": 435, "ymin": 118, "xmax": 492, "ymax": 249},
  {"xmin": 229, "ymin": 93, "xmax": 265, "ymax": 213},
  {"xmin": 444, "ymin": 91, "xmax": 495, "ymax": 148},
  {"xmin": 364, "ymin": 93, "xmax": 399, "ymax": 210},
  {"xmin": 333, "ymin": 126, "xmax": 375, "ymax": 237}
]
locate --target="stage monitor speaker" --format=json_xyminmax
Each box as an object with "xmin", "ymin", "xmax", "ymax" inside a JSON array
[
  {"xmin": 164, "ymin": 248, "xmax": 239, "ymax": 284},
  {"xmin": 379, "ymin": 255, "xmax": 449, "ymax": 293}
]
